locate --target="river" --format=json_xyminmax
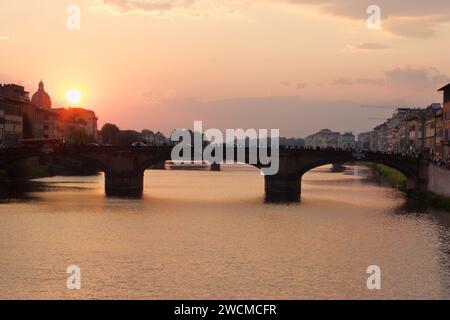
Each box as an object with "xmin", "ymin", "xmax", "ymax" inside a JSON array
[{"xmin": 0, "ymin": 164, "xmax": 449, "ymax": 299}]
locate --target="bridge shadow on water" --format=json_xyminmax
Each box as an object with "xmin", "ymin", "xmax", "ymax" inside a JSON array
[
  {"xmin": 0, "ymin": 177, "xmax": 101, "ymax": 203},
  {"xmin": 0, "ymin": 180, "xmax": 44, "ymax": 203}
]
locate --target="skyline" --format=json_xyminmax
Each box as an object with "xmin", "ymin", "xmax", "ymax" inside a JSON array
[{"xmin": 1, "ymin": 0, "xmax": 450, "ymax": 137}]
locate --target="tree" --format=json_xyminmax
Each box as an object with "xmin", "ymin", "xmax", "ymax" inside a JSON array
[
  {"xmin": 101, "ymin": 123, "xmax": 120, "ymax": 145},
  {"xmin": 117, "ymin": 130, "xmax": 140, "ymax": 146},
  {"xmin": 66, "ymin": 127, "xmax": 94, "ymax": 145}
]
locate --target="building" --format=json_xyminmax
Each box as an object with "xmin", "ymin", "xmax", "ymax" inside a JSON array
[
  {"xmin": 305, "ymin": 129, "xmax": 340, "ymax": 149},
  {"xmin": 368, "ymin": 107, "xmax": 430, "ymax": 155},
  {"xmin": 0, "ymin": 82, "xmax": 50, "ymax": 142},
  {"xmin": 27, "ymin": 81, "xmax": 98, "ymax": 141},
  {"xmin": 438, "ymin": 84, "xmax": 450, "ymax": 160},
  {"xmin": 407, "ymin": 113, "xmax": 424, "ymax": 155},
  {"xmin": 0, "ymin": 109, "xmax": 4, "ymax": 145},
  {"xmin": 338, "ymin": 132, "xmax": 356, "ymax": 150},
  {"xmin": 0, "ymin": 81, "xmax": 99, "ymax": 144},
  {"xmin": 0, "ymin": 97, "xmax": 23, "ymax": 146},
  {"xmin": 386, "ymin": 108, "xmax": 412, "ymax": 154},
  {"xmin": 436, "ymin": 108, "xmax": 444, "ymax": 159},
  {"xmin": 423, "ymin": 104, "xmax": 442, "ymax": 157},
  {"xmin": 370, "ymin": 123, "xmax": 387, "ymax": 152},
  {"xmin": 366, "ymin": 88, "xmax": 450, "ymax": 159},
  {"xmin": 55, "ymin": 108, "xmax": 98, "ymax": 140},
  {"xmin": 141, "ymin": 130, "xmax": 168, "ymax": 146},
  {"xmin": 31, "ymin": 80, "xmax": 52, "ymax": 109},
  {"xmin": 305, "ymin": 129, "xmax": 355, "ymax": 150},
  {"xmin": 0, "ymin": 83, "xmax": 30, "ymax": 103},
  {"xmin": 357, "ymin": 132, "xmax": 371, "ymax": 150},
  {"xmin": 0, "ymin": 84, "xmax": 27, "ymax": 146}
]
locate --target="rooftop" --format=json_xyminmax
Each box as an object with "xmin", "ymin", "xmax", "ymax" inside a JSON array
[{"xmin": 438, "ymin": 83, "xmax": 450, "ymax": 92}]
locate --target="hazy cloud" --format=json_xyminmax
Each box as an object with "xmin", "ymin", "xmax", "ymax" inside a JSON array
[
  {"xmin": 96, "ymin": 0, "xmax": 241, "ymax": 18},
  {"xmin": 140, "ymin": 88, "xmax": 178, "ymax": 104},
  {"xmin": 346, "ymin": 42, "xmax": 391, "ymax": 51},
  {"xmin": 333, "ymin": 78, "xmax": 385, "ymax": 86},
  {"xmin": 0, "ymin": 35, "xmax": 16, "ymax": 42},
  {"xmin": 333, "ymin": 66, "xmax": 450, "ymax": 90},
  {"xmin": 100, "ymin": 0, "xmax": 198, "ymax": 13},
  {"xmin": 280, "ymin": 81, "xmax": 308, "ymax": 90},
  {"xmin": 274, "ymin": 0, "xmax": 450, "ymax": 38},
  {"xmin": 384, "ymin": 66, "xmax": 450, "ymax": 89}
]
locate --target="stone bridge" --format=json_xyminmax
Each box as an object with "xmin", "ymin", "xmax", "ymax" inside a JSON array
[{"xmin": 0, "ymin": 146, "xmax": 429, "ymax": 201}]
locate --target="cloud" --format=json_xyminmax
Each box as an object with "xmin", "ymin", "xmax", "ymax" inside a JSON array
[
  {"xmin": 0, "ymin": 36, "xmax": 16, "ymax": 42},
  {"xmin": 125, "ymin": 94, "xmax": 407, "ymax": 137},
  {"xmin": 140, "ymin": 88, "xmax": 178, "ymax": 104},
  {"xmin": 95, "ymin": 0, "xmax": 241, "ymax": 18},
  {"xmin": 280, "ymin": 81, "xmax": 308, "ymax": 89},
  {"xmin": 384, "ymin": 66, "xmax": 450, "ymax": 89},
  {"xmin": 333, "ymin": 78, "xmax": 385, "ymax": 86},
  {"xmin": 273, "ymin": 0, "xmax": 450, "ymax": 38},
  {"xmin": 332, "ymin": 66, "xmax": 450, "ymax": 91},
  {"xmin": 99, "ymin": 0, "xmax": 198, "ymax": 13},
  {"xmin": 345, "ymin": 42, "xmax": 391, "ymax": 52}
]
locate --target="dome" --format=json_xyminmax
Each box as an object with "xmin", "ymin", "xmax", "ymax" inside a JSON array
[{"xmin": 31, "ymin": 80, "xmax": 52, "ymax": 109}]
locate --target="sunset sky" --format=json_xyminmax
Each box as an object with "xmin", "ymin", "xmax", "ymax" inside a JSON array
[{"xmin": 1, "ymin": 0, "xmax": 450, "ymax": 137}]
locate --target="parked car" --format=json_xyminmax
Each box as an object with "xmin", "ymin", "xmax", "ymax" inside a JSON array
[{"xmin": 131, "ymin": 142, "xmax": 147, "ymax": 147}]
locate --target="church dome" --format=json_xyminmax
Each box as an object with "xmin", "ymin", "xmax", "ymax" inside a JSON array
[{"xmin": 31, "ymin": 80, "xmax": 52, "ymax": 109}]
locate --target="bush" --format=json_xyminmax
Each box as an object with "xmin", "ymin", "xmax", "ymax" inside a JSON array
[{"xmin": 369, "ymin": 163, "xmax": 450, "ymax": 211}]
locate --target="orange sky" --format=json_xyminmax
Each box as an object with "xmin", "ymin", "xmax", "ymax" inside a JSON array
[{"xmin": 1, "ymin": 0, "xmax": 450, "ymax": 137}]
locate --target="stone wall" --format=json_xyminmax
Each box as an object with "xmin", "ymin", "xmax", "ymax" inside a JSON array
[{"xmin": 427, "ymin": 164, "xmax": 450, "ymax": 197}]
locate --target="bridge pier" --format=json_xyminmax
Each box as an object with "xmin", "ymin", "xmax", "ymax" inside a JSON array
[
  {"xmin": 406, "ymin": 161, "xmax": 430, "ymax": 193},
  {"xmin": 407, "ymin": 177, "xmax": 417, "ymax": 192},
  {"xmin": 264, "ymin": 174, "xmax": 301, "ymax": 202},
  {"xmin": 105, "ymin": 171, "xmax": 144, "ymax": 197},
  {"xmin": 332, "ymin": 162, "xmax": 345, "ymax": 172}
]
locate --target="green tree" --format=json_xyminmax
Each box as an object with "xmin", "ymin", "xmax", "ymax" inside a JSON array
[
  {"xmin": 117, "ymin": 130, "xmax": 140, "ymax": 146},
  {"xmin": 101, "ymin": 123, "xmax": 120, "ymax": 145},
  {"xmin": 67, "ymin": 127, "xmax": 94, "ymax": 145}
]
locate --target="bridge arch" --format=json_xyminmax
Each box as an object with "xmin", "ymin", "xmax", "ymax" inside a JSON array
[
  {"xmin": 264, "ymin": 151, "xmax": 424, "ymax": 202},
  {"xmin": 0, "ymin": 147, "xmax": 428, "ymax": 201},
  {"xmin": 0, "ymin": 148, "xmax": 109, "ymax": 175},
  {"xmin": 298, "ymin": 159, "xmax": 417, "ymax": 181}
]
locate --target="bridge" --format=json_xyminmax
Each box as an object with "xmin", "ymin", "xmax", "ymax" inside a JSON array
[{"xmin": 0, "ymin": 146, "xmax": 430, "ymax": 201}]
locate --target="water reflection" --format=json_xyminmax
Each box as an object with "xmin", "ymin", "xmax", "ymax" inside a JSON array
[
  {"xmin": 0, "ymin": 181, "xmax": 43, "ymax": 203},
  {"xmin": 0, "ymin": 164, "xmax": 448, "ymax": 299}
]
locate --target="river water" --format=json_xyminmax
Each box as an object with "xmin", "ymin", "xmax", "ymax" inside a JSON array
[{"xmin": 0, "ymin": 164, "xmax": 449, "ymax": 299}]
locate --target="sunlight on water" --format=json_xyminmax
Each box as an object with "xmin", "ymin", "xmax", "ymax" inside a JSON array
[{"xmin": 0, "ymin": 165, "xmax": 449, "ymax": 299}]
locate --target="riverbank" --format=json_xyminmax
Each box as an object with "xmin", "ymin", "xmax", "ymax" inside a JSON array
[{"xmin": 368, "ymin": 163, "xmax": 450, "ymax": 211}]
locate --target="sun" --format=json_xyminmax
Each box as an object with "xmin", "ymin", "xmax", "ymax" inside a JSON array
[{"xmin": 66, "ymin": 89, "xmax": 81, "ymax": 105}]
